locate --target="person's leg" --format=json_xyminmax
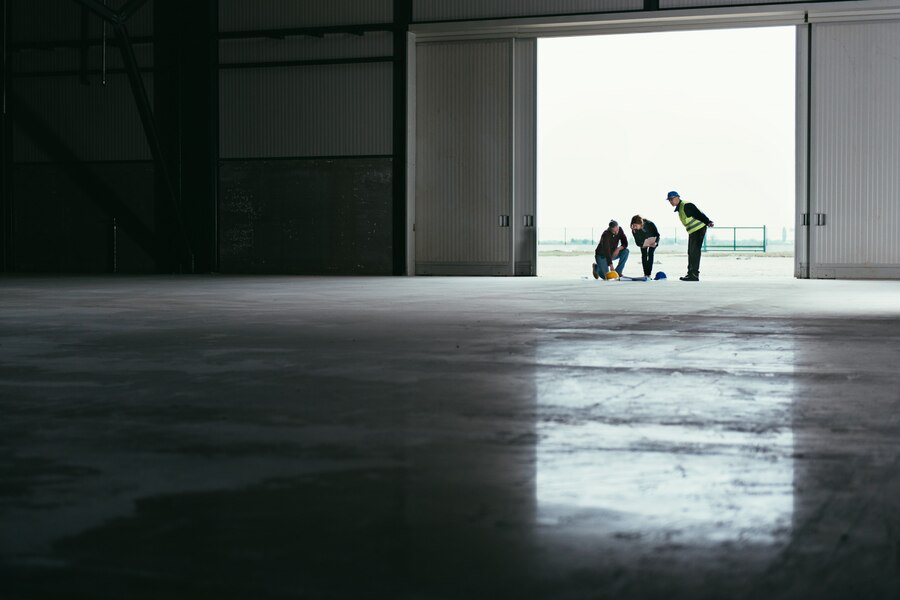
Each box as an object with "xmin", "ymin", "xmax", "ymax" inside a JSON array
[
  {"xmin": 594, "ymin": 254, "xmax": 609, "ymax": 278},
  {"xmin": 686, "ymin": 228, "xmax": 706, "ymax": 279},
  {"xmin": 685, "ymin": 233, "xmax": 698, "ymax": 278},
  {"xmin": 641, "ymin": 247, "xmax": 650, "ymax": 277},
  {"xmin": 615, "ymin": 248, "xmax": 629, "ymax": 276},
  {"xmin": 694, "ymin": 228, "xmax": 707, "ymax": 278}
]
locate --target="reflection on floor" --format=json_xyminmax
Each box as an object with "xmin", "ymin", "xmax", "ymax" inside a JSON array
[{"xmin": 1, "ymin": 276, "xmax": 899, "ymax": 599}]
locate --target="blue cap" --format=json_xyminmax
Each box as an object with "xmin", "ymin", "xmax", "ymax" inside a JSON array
[
  {"xmin": 666, "ymin": 191, "xmax": 680, "ymax": 200},
  {"xmin": 654, "ymin": 271, "xmax": 667, "ymax": 280}
]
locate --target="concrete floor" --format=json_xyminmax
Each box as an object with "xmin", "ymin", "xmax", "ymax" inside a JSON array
[{"xmin": 1, "ymin": 275, "xmax": 899, "ymax": 599}]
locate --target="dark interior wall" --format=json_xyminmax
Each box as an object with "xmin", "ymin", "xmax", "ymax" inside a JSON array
[
  {"xmin": 12, "ymin": 162, "xmax": 156, "ymax": 273},
  {"xmin": 6, "ymin": 0, "xmax": 158, "ymax": 273},
  {"xmin": 219, "ymin": 158, "xmax": 392, "ymax": 274},
  {"xmin": 4, "ymin": 0, "xmax": 398, "ymax": 275},
  {"xmin": 2, "ymin": 0, "xmax": 218, "ymax": 274},
  {"xmin": 217, "ymin": 0, "xmax": 396, "ymax": 275}
]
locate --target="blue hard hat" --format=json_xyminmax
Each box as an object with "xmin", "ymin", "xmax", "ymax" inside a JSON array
[
  {"xmin": 654, "ymin": 271, "xmax": 667, "ymax": 280},
  {"xmin": 666, "ymin": 191, "xmax": 679, "ymax": 200}
]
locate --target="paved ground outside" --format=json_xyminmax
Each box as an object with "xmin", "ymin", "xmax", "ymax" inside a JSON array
[{"xmin": 539, "ymin": 250, "xmax": 795, "ymax": 279}]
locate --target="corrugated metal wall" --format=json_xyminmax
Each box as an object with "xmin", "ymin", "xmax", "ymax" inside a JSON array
[
  {"xmin": 413, "ymin": 0, "xmax": 640, "ymax": 22},
  {"xmin": 219, "ymin": 63, "xmax": 392, "ymax": 158},
  {"xmin": 415, "ymin": 39, "xmax": 513, "ymax": 275},
  {"xmin": 12, "ymin": 44, "xmax": 153, "ymax": 75},
  {"xmin": 219, "ymin": 0, "xmax": 392, "ymax": 30},
  {"xmin": 412, "ymin": 0, "xmax": 817, "ymax": 20},
  {"xmin": 660, "ymin": 0, "xmax": 805, "ymax": 8},
  {"xmin": 10, "ymin": 0, "xmax": 154, "ymax": 42},
  {"xmin": 219, "ymin": 33, "xmax": 392, "ymax": 65},
  {"xmin": 11, "ymin": 1, "xmax": 154, "ymax": 163},
  {"xmin": 218, "ymin": 1, "xmax": 393, "ymax": 158},
  {"xmin": 217, "ymin": 0, "xmax": 395, "ymax": 274},
  {"xmin": 12, "ymin": 75, "xmax": 152, "ymax": 162},
  {"xmin": 808, "ymin": 19, "xmax": 900, "ymax": 278}
]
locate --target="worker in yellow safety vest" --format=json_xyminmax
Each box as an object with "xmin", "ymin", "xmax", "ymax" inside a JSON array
[{"xmin": 666, "ymin": 191, "xmax": 714, "ymax": 282}]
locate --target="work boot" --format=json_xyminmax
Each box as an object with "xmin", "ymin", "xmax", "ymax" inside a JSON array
[
  {"xmin": 592, "ymin": 264, "xmax": 599, "ymax": 280},
  {"xmin": 679, "ymin": 275, "xmax": 699, "ymax": 282}
]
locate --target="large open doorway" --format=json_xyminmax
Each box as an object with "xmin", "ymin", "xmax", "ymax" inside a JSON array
[{"xmin": 536, "ymin": 27, "xmax": 796, "ymax": 279}]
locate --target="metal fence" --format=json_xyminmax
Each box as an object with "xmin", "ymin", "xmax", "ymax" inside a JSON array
[
  {"xmin": 538, "ymin": 225, "xmax": 770, "ymax": 252},
  {"xmin": 537, "ymin": 227, "xmax": 602, "ymax": 245},
  {"xmin": 702, "ymin": 226, "xmax": 767, "ymax": 252}
]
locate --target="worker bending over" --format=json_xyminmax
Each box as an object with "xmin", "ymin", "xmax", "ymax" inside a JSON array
[{"xmin": 666, "ymin": 191, "xmax": 713, "ymax": 282}]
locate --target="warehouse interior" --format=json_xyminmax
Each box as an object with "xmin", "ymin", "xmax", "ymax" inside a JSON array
[{"xmin": 2, "ymin": 1, "xmax": 900, "ymax": 599}]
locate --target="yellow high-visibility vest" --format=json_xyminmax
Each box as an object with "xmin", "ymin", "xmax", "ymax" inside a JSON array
[{"xmin": 678, "ymin": 201, "xmax": 706, "ymax": 234}]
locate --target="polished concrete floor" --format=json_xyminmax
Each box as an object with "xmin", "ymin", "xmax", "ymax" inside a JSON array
[{"xmin": 1, "ymin": 275, "xmax": 900, "ymax": 599}]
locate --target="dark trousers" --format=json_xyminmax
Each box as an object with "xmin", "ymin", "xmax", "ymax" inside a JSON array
[
  {"xmin": 640, "ymin": 247, "xmax": 656, "ymax": 277},
  {"xmin": 687, "ymin": 227, "xmax": 707, "ymax": 278}
]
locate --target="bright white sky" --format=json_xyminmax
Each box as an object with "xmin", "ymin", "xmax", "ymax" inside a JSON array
[{"xmin": 537, "ymin": 26, "xmax": 796, "ymax": 240}]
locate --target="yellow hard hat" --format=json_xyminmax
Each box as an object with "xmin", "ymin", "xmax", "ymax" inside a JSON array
[{"xmin": 605, "ymin": 271, "xmax": 619, "ymax": 280}]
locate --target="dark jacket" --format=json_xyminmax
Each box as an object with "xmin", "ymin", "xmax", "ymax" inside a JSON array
[
  {"xmin": 632, "ymin": 219, "xmax": 661, "ymax": 248},
  {"xmin": 673, "ymin": 201, "xmax": 712, "ymax": 226},
  {"xmin": 595, "ymin": 228, "xmax": 628, "ymax": 266}
]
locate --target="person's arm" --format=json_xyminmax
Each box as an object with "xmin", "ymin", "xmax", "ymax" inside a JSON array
[
  {"xmin": 618, "ymin": 230, "xmax": 628, "ymax": 250},
  {"xmin": 684, "ymin": 203, "xmax": 713, "ymax": 226}
]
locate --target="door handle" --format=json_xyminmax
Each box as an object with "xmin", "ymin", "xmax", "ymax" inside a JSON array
[
  {"xmin": 816, "ymin": 213, "xmax": 827, "ymax": 226},
  {"xmin": 498, "ymin": 215, "xmax": 510, "ymax": 227}
]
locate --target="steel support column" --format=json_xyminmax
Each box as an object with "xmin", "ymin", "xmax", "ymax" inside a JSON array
[
  {"xmin": 114, "ymin": 21, "xmax": 193, "ymax": 271},
  {"xmin": 393, "ymin": 0, "xmax": 412, "ymax": 275},
  {"xmin": 0, "ymin": 0, "xmax": 10, "ymax": 272},
  {"xmin": 154, "ymin": 0, "xmax": 218, "ymax": 273}
]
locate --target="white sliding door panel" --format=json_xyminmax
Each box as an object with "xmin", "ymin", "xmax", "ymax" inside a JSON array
[
  {"xmin": 796, "ymin": 26, "xmax": 810, "ymax": 278},
  {"xmin": 514, "ymin": 39, "xmax": 538, "ymax": 276},
  {"xmin": 416, "ymin": 40, "xmax": 511, "ymax": 275},
  {"xmin": 414, "ymin": 38, "xmax": 537, "ymax": 276},
  {"xmin": 809, "ymin": 20, "xmax": 900, "ymax": 279}
]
